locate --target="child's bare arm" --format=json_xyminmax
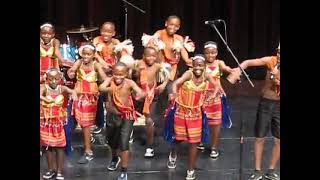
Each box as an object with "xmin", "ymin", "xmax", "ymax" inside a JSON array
[
  {"xmin": 219, "ymin": 60, "xmax": 233, "ymax": 74},
  {"xmin": 94, "ymin": 62, "xmax": 108, "ymax": 80},
  {"xmin": 99, "ymin": 77, "xmax": 113, "ymax": 93},
  {"xmin": 128, "ymin": 79, "xmax": 145, "ymax": 101},
  {"xmin": 40, "ymin": 85, "xmax": 53, "ymax": 103},
  {"xmin": 67, "ymin": 60, "xmax": 81, "ymax": 79},
  {"xmin": 206, "ymin": 74, "xmax": 222, "ymax": 98},
  {"xmin": 170, "ymin": 70, "xmax": 192, "ymax": 100},
  {"xmin": 61, "ymin": 86, "xmax": 78, "ymax": 100},
  {"xmin": 155, "ymin": 63, "xmax": 169, "ymax": 94}
]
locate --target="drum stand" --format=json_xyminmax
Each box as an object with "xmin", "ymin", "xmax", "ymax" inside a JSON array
[
  {"xmin": 206, "ymin": 22, "xmax": 255, "ymax": 180},
  {"xmin": 122, "ymin": 0, "xmax": 145, "ymax": 39}
]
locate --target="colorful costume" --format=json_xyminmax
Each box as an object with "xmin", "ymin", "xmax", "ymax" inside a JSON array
[
  {"xmin": 105, "ymin": 81, "xmax": 137, "ymax": 151},
  {"xmin": 157, "ymin": 29, "xmax": 182, "ymax": 81},
  {"xmin": 94, "ymin": 36, "xmax": 118, "ymax": 67},
  {"xmin": 110, "ymin": 81, "xmax": 137, "ymax": 121},
  {"xmin": 203, "ymin": 61, "xmax": 223, "ymax": 125},
  {"xmin": 40, "ymin": 85, "xmax": 66, "ymax": 147},
  {"xmin": 40, "ymin": 39, "xmax": 59, "ymax": 77},
  {"xmin": 72, "ymin": 62, "xmax": 99, "ymax": 128},
  {"xmin": 174, "ymin": 71, "xmax": 207, "ymax": 143},
  {"xmin": 137, "ymin": 60, "xmax": 157, "ymax": 115}
]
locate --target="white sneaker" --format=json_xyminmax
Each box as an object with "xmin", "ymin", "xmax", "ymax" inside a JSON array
[
  {"xmin": 129, "ymin": 131, "xmax": 134, "ymax": 143},
  {"xmin": 167, "ymin": 152, "xmax": 177, "ymax": 169},
  {"xmin": 186, "ymin": 169, "xmax": 196, "ymax": 180},
  {"xmin": 210, "ymin": 148, "xmax": 219, "ymax": 158},
  {"xmin": 144, "ymin": 148, "xmax": 154, "ymax": 158}
]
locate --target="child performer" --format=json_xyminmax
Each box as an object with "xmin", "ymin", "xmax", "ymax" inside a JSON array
[
  {"xmin": 228, "ymin": 43, "xmax": 280, "ymax": 180},
  {"xmin": 67, "ymin": 44, "xmax": 107, "ymax": 164},
  {"xmin": 164, "ymin": 54, "xmax": 220, "ymax": 180},
  {"xmin": 99, "ymin": 62, "xmax": 145, "ymax": 180},
  {"xmin": 146, "ymin": 15, "xmax": 195, "ymax": 91},
  {"xmin": 40, "ymin": 23, "xmax": 73, "ymax": 83},
  {"xmin": 198, "ymin": 41, "xmax": 234, "ymax": 158},
  {"xmin": 40, "ymin": 68, "xmax": 77, "ymax": 180},
  {"xmin": 133, "ymin": 47, "xmax": 169, "ymax": 158}
]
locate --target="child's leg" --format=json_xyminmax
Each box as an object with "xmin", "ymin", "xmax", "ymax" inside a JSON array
[
  {"xmin": 145, "ymin": 100, "xmax": 158, "ymax": 148},
  {"xmin": 55, "ymin": 147, "xmax": 65, "ymax": 173},
  {"xmin": 210, "ymin": 124, "xmax": 221, "ymax": 149},
  {"xmin": 46, "ymin": 147, "xmax": 56, "ymax": 171},
  {"xmin": 119, "ymin": 120, "xmax": 134, "ymax": 170},
  {"xmin": 187, "ymin": 143, "xmax": 198, "ymax": 170},
  {"xmin": 106, "ymin": 113, "xmax": 122, "ymax": 171},
  {"xmin": 82, "ymin": 127, "xmax": 92, "ymax": 153},
  {"xmin": 145, "ymin": 115, "xmax": 154, "ymax": 147}
]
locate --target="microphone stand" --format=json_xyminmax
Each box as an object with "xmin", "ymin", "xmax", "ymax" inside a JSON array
[
  {"xmin": 207, "ymin": 22, "xmax": 253, "ymax": 180},
  {"xmin": 122, "ymin": 0, "xmax": 146, "ymax": 39},
  {"xmin": 207, "ymin": 23, "xmax": 254, "ymax": 88}
]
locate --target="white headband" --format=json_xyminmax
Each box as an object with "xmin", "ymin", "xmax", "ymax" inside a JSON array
[
  {"xmin": 192, "ymin": 55, "xmax": 205, "ymax": 61},
  {"xmin": 204, "ymin": 43, "xmax": 217, "ymax": 49},
  {"xmin": 80, "ymin": 44, "xmax": 95, "ymax": 51},
  {"xmin": 40, "ymin": 23, "xmax": 53, "ymax": 29}
]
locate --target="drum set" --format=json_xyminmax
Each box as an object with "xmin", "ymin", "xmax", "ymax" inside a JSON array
[{"xmin": 59, "ymin": 25, "xmax": 99, "ymax": 88}]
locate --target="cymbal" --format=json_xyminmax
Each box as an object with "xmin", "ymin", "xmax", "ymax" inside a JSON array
[{"xmin": 66, "ymin": 25, "xmax": 98, "ymax": 34}]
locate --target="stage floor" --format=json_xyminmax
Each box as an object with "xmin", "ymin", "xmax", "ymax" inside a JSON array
[{"xmin": 40, "ymin": 80, "xmax": 280, "ymax": 180}]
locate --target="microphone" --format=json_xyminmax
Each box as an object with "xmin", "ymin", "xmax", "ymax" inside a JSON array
[{"xmin": 205, "ymin": 19, "xmax": 224, "ymax": 25}]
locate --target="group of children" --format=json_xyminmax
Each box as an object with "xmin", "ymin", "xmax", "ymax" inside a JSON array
[{"xmin": 40, "ymin": 15, "xmax": 280, "ymax": 180}]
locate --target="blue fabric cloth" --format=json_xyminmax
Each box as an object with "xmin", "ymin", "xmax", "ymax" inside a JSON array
[
  {"xmin": 64, "ymin": 99, "xmax": 75, "ymax": 156},
  {"xmin": 162, "ymin": 104, "xmax": 176, "ymax": 144},
  {"xmin": 221, "ymin": 95, "xmax": 232, "ymax": 128},
  {"xmin": 201, "ymin": 111, "xmax": 209, "ymax": 143}
]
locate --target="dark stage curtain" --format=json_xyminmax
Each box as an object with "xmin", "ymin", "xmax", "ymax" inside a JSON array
[{"xmin": 40, "ymin": 0, "xmax": 280, "ymax": 79}]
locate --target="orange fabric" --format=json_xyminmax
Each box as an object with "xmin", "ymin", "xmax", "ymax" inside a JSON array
[
  {"xmin": 158, "ymin": 29, "xmax": 181, "ymax": 80},
  {"xmin": 111, "ymin": 81, "xmax": 137, "ymax": 121},
  {"xmin": 266, "ymin": 56, "xmax": 280, "ymax": 96},
  {"xmin": 96, "ymin": 36, "xmax": 117, "ymax": 66},
  {"xmin": 138, "ymin": 60, "xmax": 156, "ymax": 115}
]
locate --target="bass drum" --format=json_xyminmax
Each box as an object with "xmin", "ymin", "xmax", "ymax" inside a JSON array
[{"xmin": 59, "ymin": 44, "xmax": 78, "ymax": 63}]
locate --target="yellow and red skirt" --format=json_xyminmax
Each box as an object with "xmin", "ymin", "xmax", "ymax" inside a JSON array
[
  {"xmin": 40, "ymin": 105, "xmax": 67, "ymax": 147},
  {"xmin": 72, "ymin": 80, "xmax": 99, "ymax": 128},
  {"xmin": 174, "ymin": 104, "xmax": 202, "ymax": 144},
  {"xmin": 203, "ymin": 82, "xmax": 222, "ymax": 125}
]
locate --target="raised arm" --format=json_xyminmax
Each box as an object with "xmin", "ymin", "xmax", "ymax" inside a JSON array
[
  {"xmin": 53, "ymin": 39, "xmax": 73, "ymax": 67},
  {"xmin": 40, "ymin": 85, "xmax": 53, "ymax": 103},
  {"xmin": 128, "ymin": 79, "xmax": 145, "ymax": 101},
  {"xmin": 170, "ymin": 70, "xmax": 192, "ymax": 99},
  {"xmin": 239, "ymin": 56, "xmax": 270, "ymax": 70},
  {"xmin": 67, "ymin": 60, "xmax": 81, "ymax": 79},
  {"xmin": 98, "ymin": 77, "xmax": 113, "ymax": 93},
  {"xmin": 228, "ymin": 56, "xmax": 271, "ymax": 84},
  {"xmin": 61, "ymin": 85, "xmax": 78, "ymax": 100},
  {"xmin": 94, "ymin": 62, "xmax": 108, "ymax": 81},
  {"xmin": 219, "ymin": 60, "xmax": 233, "ymax": 74},
  {"xmin": 53, "ymin": 39, "xmax": 63, "ymax": 68},
  {"xmin": 155, "ymin": 63, "xmax": 169, "ymax": 94},
  {"xmin": 180, "ymin": 47, "xmax": 193, "ymax": 67},
  {"xmin": 206, "ymin": 73, "xmax": 222, "ymax": 98}
]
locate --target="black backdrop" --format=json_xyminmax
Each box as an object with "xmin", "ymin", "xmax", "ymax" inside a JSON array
[{"xmin": 40, "ymin": 0, "xmax": 280, "ymax": 79}]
